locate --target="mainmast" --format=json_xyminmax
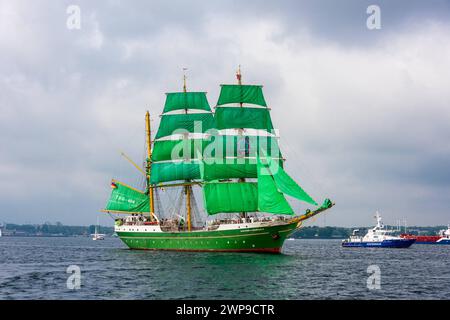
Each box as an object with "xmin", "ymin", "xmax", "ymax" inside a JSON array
[
  {"xmin": 237, "ymin": 66, "xmax": 247, "ymax": 219},
  {"xmin": 183, "ymin": 68, "xmax": 192, "ymax": 232},
  {"xmin": 237, "ymin": 65, "xmax": 242, "ymax": 85},
  {"xmin": 145, "ymin": 111, "xmax": 155, "ymax": 220}
]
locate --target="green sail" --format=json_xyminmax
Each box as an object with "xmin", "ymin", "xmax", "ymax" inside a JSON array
[
  {"xmin": 105, "ymin": 180, "xmax": 149, "ymax": 213},
  {"xmin": 267, "ymin": 157, "xmax": 317, "ymax": 206},
  {"xmin": 155, "ymin": 113, "xmax": 214, "ymax": 139},
  {"xmin": 217, "ymin": 85, "xmax": 267, "ymax": 107},
  {"xmin": 151, "ymin": 161, "xmax": 201, "ymax": 184},
  {"xmin": 203, "ymin": 160, "xmax": 257, "ymax": 181},
  {"xmin": 211, "ymin": 135, "xmax": 281, "ymax": 158},
  {"xmin": 203, "ymin": 182, "xmax": 258, "ymax": 214},
  {"xmin": 214, "ymin": 107, "xmax": 274, "ymax": 131},
  {"xmin": 202, "ymin": 157, "xmax": 283, "ymax": 181},
  {"xmin": 257, "ymin": 159, "xmax": 294, "ymax": 215},
  {"xmin": 163, "ymin": 92, "xmax": 211, "ymax": 113},
  {"xmin": 152, "ymin": 139, "xmax": 208, "ymax": 162},
  {"xmin": 199, "ymin": 134, "xmax": 282, "ymax": 180}
]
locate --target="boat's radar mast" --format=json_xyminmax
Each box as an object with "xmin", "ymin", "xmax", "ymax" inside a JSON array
[{"xmin": 374, "ymin": 211, "xmax": 383, "ymax": 229}]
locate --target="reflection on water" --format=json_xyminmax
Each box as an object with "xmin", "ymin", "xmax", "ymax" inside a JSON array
[{"xmin": 0, "ymin": 237, "xmax": 449, "ymax": 299}]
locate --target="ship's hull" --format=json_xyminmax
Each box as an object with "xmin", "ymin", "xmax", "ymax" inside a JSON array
[
  {"xmin": 342, "ymin": 239, "xmax": 415, "ymax": 248},
  {"xmin": 116, "ymin": 221, "xmax": 298, "ymax": 253},
  {"xmin": 401, "ymin": 234, "xmax": 450, "ymax": 244}
]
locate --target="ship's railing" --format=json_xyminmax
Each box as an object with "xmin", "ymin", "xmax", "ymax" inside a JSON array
[
  {"xmin": 116, "ymin": 215, "xmax": 155, "ymax": 226},
  {"xmin": 116, "ymin": 215, "xmax": 287, "ymax": 228},
  {"xmin": 208, "ymin": 216, "xmax": 285, "ymax": 226}
]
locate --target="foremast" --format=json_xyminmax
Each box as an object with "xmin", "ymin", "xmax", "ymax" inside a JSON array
[{"xmin": 150, "ymin": 70, "xmax": 214, "ymax": 231}]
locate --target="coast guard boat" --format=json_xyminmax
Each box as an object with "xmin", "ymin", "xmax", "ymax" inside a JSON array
[{"xmin": 342, "ymin": 212, "xmax": 415, "ymax": 248}]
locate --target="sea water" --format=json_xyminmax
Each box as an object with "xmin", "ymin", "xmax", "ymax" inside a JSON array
[{"xmin": 0, "ymin": 237, "xmax": 448, "ymax": 299}]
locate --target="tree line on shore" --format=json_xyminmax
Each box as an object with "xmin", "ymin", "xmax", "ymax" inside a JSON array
[{"xmin": 1, "ymin": 223, "xmax": 446, "ymax": 238}]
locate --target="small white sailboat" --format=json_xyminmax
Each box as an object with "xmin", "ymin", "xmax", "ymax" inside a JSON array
[{"xmin": 92, "ymin": 218, "xmax": 105, "ymax": 240}]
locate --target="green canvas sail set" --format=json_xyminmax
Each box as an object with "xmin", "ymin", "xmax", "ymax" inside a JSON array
[{"xmin": 103, "ymin": 69, "xmax": 334, "ymax": 253}]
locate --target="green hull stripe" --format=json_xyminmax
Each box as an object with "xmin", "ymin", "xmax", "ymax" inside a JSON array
[{"xmin": 119, "ymin": 231, "xmax": 270, "ymax": 240}]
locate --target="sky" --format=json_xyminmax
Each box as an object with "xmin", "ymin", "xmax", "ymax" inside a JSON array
[{"xmin": 1, "ymin": 0, "xmax": 450, "ymax": 227}]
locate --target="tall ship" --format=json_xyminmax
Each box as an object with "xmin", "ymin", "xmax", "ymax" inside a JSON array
[
  {"xmin": 102, "ymin": 69, "xmax": 334, "ymax": 253},
  {"xmin": 342, "ymin": 212, "xmax": 415, "ymax": 248}
]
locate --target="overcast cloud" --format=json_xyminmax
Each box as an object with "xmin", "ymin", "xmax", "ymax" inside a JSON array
[{"xmin": 1, "ymin": 0, "xmax": 450, "ymax": 227}]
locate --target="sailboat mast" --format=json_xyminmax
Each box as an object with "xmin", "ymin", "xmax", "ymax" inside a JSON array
[
  {"xmin": 183, "ymin": 69, "xmax": 192, "ymax": 231},
  {"xmin": 186, "ymin": 186, "xmax": 192, "ymax": 231},
  {"xmin": 237, "ymin": 65, "xmax": 242, "ymax": 85},
  {"xmin": 236, "ymin": 66, "xmax": 247, "ymax": 219},
  {"xmin": 145, "ymin": 111, "xmax": 155, "ymax": 219}
]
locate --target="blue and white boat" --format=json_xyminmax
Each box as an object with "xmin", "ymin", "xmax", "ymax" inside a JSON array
[{"xmin": 342, "ymin": 212, "xmax": 415, "ymax": 248}]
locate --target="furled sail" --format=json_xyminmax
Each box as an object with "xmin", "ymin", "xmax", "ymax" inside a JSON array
[{"xmin": 104, "ymin": 180, "xmax": 150, "ymax": 213}]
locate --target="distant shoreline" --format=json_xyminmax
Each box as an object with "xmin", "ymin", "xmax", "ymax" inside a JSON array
[{"xmin": 1, "ymin": 223, "xmax": 447, "ymax": 239}]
